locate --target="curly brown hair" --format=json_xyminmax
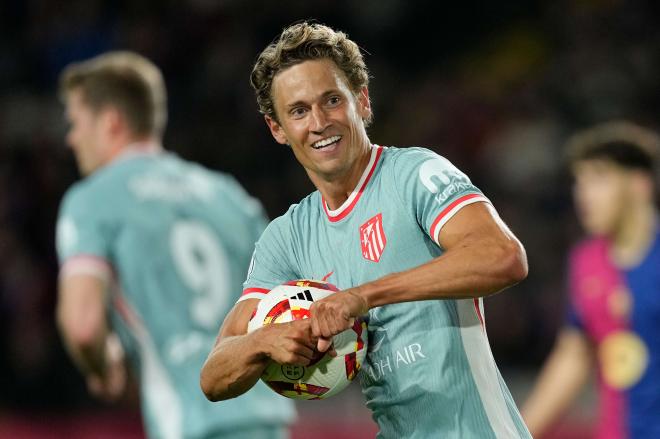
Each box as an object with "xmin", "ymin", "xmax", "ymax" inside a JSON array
[{"xmin": 250, "ymin": 22, "xmax": 371, "ymax": 125}]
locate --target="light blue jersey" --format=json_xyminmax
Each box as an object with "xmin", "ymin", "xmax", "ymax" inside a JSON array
[
  {"xmin": 56, "ymin": 148, "xmax": 295, "ymax": 439},
  {"xmin": 241, "ymin": 146, "xmax": 531, "ymax": 438}
]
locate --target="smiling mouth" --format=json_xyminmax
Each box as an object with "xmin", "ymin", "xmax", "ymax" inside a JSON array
[{"xmin": 312, "ymin": 135, "xmax": 342, "ymax": 150}]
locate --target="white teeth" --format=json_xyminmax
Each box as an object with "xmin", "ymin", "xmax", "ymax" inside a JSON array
[{"xmin": 313, "ymin": 135, "xmax": 341, "ymax": 149}]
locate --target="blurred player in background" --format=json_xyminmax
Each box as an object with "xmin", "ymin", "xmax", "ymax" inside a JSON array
[
  {"xmin": 55, "ymin": 51, "xmax": 294, "ymax": 439},
  {"xmin": 522, "ymin": 121, "xmax": 660, "ymax": 438},
  {"xmin": 201, "ymin": 22, "xmax": 531, "ymax": 438}
]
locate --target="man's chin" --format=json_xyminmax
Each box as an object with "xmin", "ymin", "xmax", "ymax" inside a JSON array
[
  {"xmin": 582, "ymin": 222, "xmax": 612, "ymax": 237},
  {"xmin": 78, "ymin": 162, "xmax": 96, "ymax": 177}
]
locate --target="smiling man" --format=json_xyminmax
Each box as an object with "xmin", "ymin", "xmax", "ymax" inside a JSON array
[{"xmin": 201, "ymin": 22, "xmax": 531, "ymax": 438}]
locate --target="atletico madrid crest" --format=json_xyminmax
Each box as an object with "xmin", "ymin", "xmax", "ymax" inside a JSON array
[{"xmin": 360, "ymin": 213, "xmax": 387, "ymax": 262}]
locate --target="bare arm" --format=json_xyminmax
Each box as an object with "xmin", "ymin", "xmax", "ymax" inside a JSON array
[
  {"xmin": 200, "ymin": 299, "xmax": 319, "ymax": 401},
  {"xmin": 310, "ymin": 202, "xmax": 528, "ymax": 345},
  {"xmin": 57, "ymin": 273, "xmax": 126, "ymax": 400},
  {"xmin": 362, "ymin": 202, "xmax": 527, "ymax": 305},
  {"xmin": 522, "ymin": 328, "xmax": 593, "ymax": 438}
]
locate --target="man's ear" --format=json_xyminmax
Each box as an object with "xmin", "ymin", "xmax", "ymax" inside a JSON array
[
  {"xmin": 265, "ymin": 115, "xmax": 289, "ymax": 145},
  {"xmin": 98, "ymin": 106, "xmax": 124, "ymax": 139},
  {"xmin": 630, "ymin": 170, "xmax": 654, "ymax": 201},
  {"xmin": 357, "ymin": 86, "xmax": 372, "ymax": 121}
]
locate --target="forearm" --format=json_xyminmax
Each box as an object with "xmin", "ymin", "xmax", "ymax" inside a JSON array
[
  {"xmin": 57, "ymin": 302, "xmax": 110, "ymax": 378},
  {"xmin": 200, "ymin": 332, "xmax": 269, "ymax": 401},
  {"xmin": 358, "ymin": 237, "xmax": 527, "ymax": 308},
  {"xmin": 57, "ymin": 273, "xmax": 111, "ymax": 378},
  {"xmin": 523, "ymin": 370, "xmax": 586, "ymax": 438},
  {"xmin": 522, "ymin": 332, "xmax": 592, "ymax": 437},
  {"xmin": 309, "ymin": 203, "xmax": 529, "ymax": 346}
]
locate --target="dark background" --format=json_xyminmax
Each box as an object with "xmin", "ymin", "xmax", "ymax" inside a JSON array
[{"xmin": 0, "ymin": 0, "xmax": 658, "ymax": 437}]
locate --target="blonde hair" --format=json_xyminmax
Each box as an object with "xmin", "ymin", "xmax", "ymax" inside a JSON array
[
  {"xmin": 59, "ymin": 51, "xmax": 167, "ymax": 138},
  {"xmin": 250, "ymin": 22, "xmax": 371, "ymax": 125}
]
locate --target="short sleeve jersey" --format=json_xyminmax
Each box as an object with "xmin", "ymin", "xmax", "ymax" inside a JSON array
[
  {"xmin": 57, "ymin": 150, "xmax": 295, "ymax": 439},
  {"xmin": 242, "ymin": 145, "xmax": 531, "ymax": 439},
  {"xmin": 566, "ymin": 231, "xmax": 660, "ymax": 439}
]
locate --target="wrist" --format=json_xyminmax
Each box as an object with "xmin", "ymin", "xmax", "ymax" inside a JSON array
[
  {"xmin": 348, "ymin": 287, "xmax": 370, "ymax": 315},
  {"xmin": 249, "ymin": 326, "xmax": 276, "ymax": 363},
  {"xmin": 352, "ymin": 272, "xmax": 402, "ymax": 309}
]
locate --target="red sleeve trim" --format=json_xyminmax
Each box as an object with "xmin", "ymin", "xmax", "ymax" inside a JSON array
[
  {"xmin": 429, "ymin": 194, "xmax": 489, "ymax": 243},
  {"xmin": 242, "ymin": 287, "xmax": 269, "ymax": 296},
  {"xmin": 473, "ymin": 298, "xmax": 485, "ymax": 330},
  {"xmin": 60, "ymin": 254, "xmax": 116, "ymax": 281}
]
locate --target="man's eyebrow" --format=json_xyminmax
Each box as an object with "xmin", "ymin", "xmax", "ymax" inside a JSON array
[
  {"xmin": 285, "ymin": 100, "xmax": 308, "ymax": 109},
  {"xmin": 285, "ymin": 90, "xmax": 341, "ymax": 109},
  {"xmin": 321, "ymin": 89, "xmax": 341, "ymax": 98}
]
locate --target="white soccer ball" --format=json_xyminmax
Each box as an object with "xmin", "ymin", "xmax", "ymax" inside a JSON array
[{"xmin": 247, "ymin": 279, "xmax": 368, "ymax": 400}]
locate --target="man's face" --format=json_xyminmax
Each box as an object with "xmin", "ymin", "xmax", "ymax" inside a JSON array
[
  {"xmin": 64, "ymin": 89, "xmax": 109, "ymax": 176},
  {"xmin": 266, "ymin": 58, "xmax": 372, "ymax": 182},
  {"xmin": 572, "ymin": 159, "xmax": 632, "ymax": 236}
]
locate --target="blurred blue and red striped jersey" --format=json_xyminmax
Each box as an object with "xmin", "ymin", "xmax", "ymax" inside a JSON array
[{"xmin": 567, "ymin": 228, "xmax": 660, "ymax": 439}]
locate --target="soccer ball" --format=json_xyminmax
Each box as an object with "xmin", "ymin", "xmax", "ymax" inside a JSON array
[{"xmin": 247, "ymin": 279, "xmax": 368, "ymax": 400}]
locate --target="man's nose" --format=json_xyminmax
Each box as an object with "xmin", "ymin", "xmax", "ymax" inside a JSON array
[{"xmin": 309, "ymin": 106, "xmax": 329, "ymax": 133}]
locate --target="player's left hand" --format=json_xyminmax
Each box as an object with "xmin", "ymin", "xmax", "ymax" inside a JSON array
[{"xmin": 309, "ymin": 289, "xmax": 368, "ymax": 352}]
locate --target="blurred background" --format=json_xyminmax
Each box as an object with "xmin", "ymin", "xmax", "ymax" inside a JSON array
[{"xmin": 0, "ymin": 0, "xmax": 658, "ymax": 437}]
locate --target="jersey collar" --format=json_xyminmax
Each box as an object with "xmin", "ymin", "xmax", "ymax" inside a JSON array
[
  {"xmin": 112, "ymin": 141, "xmax": 162, "ymax": 165},
  {"xmin": 322, "ymin": 145, "xmax": 383, "ymax": 223}
]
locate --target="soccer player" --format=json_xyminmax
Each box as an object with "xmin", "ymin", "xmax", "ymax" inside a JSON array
[
  {"xmin": 200, "ymin": 22, "xmax": 531, "ymax": 438},
  {"xmin": 522, "ymin": 121, "xmax": 660, "ymax": 439},
  {"xmin": 55, "ymin": 51, "xmax": 294, "ymax": 439}
]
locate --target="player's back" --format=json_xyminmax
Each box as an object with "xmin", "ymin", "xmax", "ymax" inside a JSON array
[{"xmin": 58, "ymin": 150, "xmax": 295, "ymax": 438}]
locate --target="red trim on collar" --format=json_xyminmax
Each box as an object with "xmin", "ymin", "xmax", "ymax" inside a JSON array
[{"xmin": 322, "ymin": 146, "xmax": 383, "ymax": 223}]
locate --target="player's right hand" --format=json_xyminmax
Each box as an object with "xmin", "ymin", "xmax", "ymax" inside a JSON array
[
  {"xmin": 87, "ymin": 333, "xmax": 127, "ymax": 401},
  {"xmin": 258, "ymin": 319, "xmax": 320, "ymax": 366}
]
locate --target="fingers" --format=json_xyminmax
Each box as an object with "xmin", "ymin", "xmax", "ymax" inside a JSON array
[
  {"xmin": 86, "ymin": 336, "xmax": 127, "ymax": 402},
  {"xmin": 284, "ymin": 339, "xmax": 315, "ymax": 361},
  {"xmin": 316, "ymin": 339, "xmax": 338, "ymax": 357},
  {"xmin": 310, "ymin": 307, "xmax": 322, "ymax": 340},
  {"xmin": 106, "ymin": 362, "xmax": 127, "ymax": 399},
  {"xmin": 275, "ymin": 339, "xmax": 316, "ymax": 366},
  {"xmin": 87, "ymin": 375, "xmax": 103, "ymax": 397},
  {"xmin": 87, "ymin": 371, "xmax": 124, "ymax": 402},
  {"xmin": 310, "ymin": 299, "xmax": 353, "ymax": 340},
  {"xmin": 262, "ymin": 320, "xmax": 318, "ymax": 365},
  {"xmin": 259, "ymin": 306, "xmax": 350, "ymax": 364},
  {"xmin": 103, "ymin": 333, "xmax": 127, "ymax": 400}
]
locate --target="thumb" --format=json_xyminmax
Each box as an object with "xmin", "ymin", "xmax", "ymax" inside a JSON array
[{"xmin": 317, "ymin": 336, "xmax": 332, "ymax": 353}]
